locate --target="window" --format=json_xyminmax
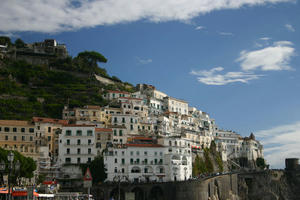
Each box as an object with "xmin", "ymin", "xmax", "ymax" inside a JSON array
[
  {"xmin": 122, "ymin": 158, "xmax": 125, "ymax": 164},
  {"xmin": 66, "ymin": 148, "xmax": 70, "ymax": 154},
  {"xmin": 114, "ymin": 130, "xmax": 117, "ymax": 136},
  {"xmin": 29, "ymin": 128, "xmax": 34, "ymax": 133},
  {"xmin": 76, "ymin": 130, "xmax": 82, "ymax": 136},
  {"xmin": 144, "ymin": 168, "xmax": 148, "ymax": 173},
  {"xmin": 13, "ymin": 128, "xmax": 17, "ymax": 132},
  {"xmin": 77, "ymin": 148, "xmax": 81, "ymax": 154},
  {"xmin": 122, "ymin": 118, "xmax": 125, "ymax": 123},
  {"xmin": 130, "ymin": 125, "xmax": 133, "ymax": 130},
  {"xmin": 65, "ymin": 158, "xmax": 71, "ymax": 163},
  {"xmin": 77, "ymin": 158, "xmax": 81, "ymax": 164},
  {"xmin": 130, "ymin": 118, "xmax": 133, "ymax": 123},
  {"xmin": 48, "ymin": 136, "xmax": 51, "ymax": 141},
  {"xmin": 13, "ymin": 136, "xmax": 17, "ymax": 141},
  {"xmin": 67, "ymin": 139, "xmax": 70, "ymax": 145},
  {"xmin": 114, "ymin": 117, "xmax": 117, "ymax": 123},
  {"xmin": 130, "ymin": 158, "xmax": 133, "ymax": 164},
  {"xmin": 115, "ymin": 158, "xmax": 118, "ymax": 163},
  {"xmin": 160, "ymin": 152, "xmax": 163, "ymax": 156},
  {"xmin": 119, "ymin": 130, "xmax": 123, "ymax": 136},
  {"xmin": 122, "ymin": 151, "xmax": 125, "ymax": 156},
  {"xmin": 88, "ymin": 157, "xmax": 91, "ymax": 163},
  {"xmin": 88, "ymin": 139, "xmax": 91, "ymax": 145},
  {"xmin": 30, "ymin": 136, "xmax": 33, "ymax": 141},
  {"xmin": 22, "ymin": 136, "xmax": 25, "ymax": 141},
  {"xmin": 114, "ymin": 167, "xmax": 117, "ymax": 173},
  {"xmin": 155, "ymin": 159, "xmax": 158, "ymax": 164},
  {"xmin": 136, "ymin": 159, "xmax": 140, "ymax": 164},
  {"xmin": 144, "ymin": 159, "xmax": 148, "ymax": 164},
  {"xmin": 144, "ymin": 151, "xmax": 147, "ymax": 156},
  {"xmin": 77, "ymin": 139, "xmax": 81, "ymax": 145},
  {"xmin": 4, "ymin": 127, "xmax": 9, "ymax": 132},
  {"xmin": 48, "ymin": 127, "xmax": 51, "ymax": 133},
  {"xmin": 66, "ymin": 130, "xmax": 72, "ymax": 136},
  {"xmin": 5, "ymin": 135, "xmax": 8, "ymax": 140},
  {"xmin": 130, "ymin": 151, "xmax": 133, "ymax": 156},
  {"xmin": 87, "ymin": 130, "xmax": 93, "ymax": 136},
  {"xmin": 136, "ymin": 151, "xmax": 139, "ymax": 156},
  {"xmin": 88, "ymin": 148, "xmax": 91, "ymax": 154},
  {"xmin": 0, "ymin": 127, "xmax": 2, "ymax": 132},
  {"xmin": 122, "ymin": 168, "xmax": 125, "ymax": 173}
]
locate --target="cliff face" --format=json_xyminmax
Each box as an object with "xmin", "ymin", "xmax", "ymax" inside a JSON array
[{"xmin": 238, "ymin": 170, "xmax": 300, "ymax": 200}]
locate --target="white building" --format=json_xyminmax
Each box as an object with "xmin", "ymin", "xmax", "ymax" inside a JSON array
[
  {"xmin": 58, "ymin": 125, "xmax": 96, "ymax": 165},
  {"xmin": 164, "ymin": 96, "xmax": 188, "ymax": 115},
  {"xmin": 102, "ymin": 90, "xmax": 131, "ymax": 101},
  {"xmin": 104, "ymin": 137, "xmax": 192, "ymax": 182}
]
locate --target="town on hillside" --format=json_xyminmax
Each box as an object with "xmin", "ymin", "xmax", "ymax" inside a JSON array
[
  {"xmin": 0, "ymin": 38, "xmax": 264, "ymax": 199},
  {"xmin": 0, "ymin": 83, "xmax": 264, "ymax": 185}
]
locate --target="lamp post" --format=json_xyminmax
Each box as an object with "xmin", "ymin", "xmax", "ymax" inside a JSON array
[{"xmin": 5, "ymin": 151, "xmax": 21, "ymax": 200}]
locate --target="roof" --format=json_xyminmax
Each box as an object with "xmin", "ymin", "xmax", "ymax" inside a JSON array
[
  {"xmin": 32, "ymin": 117, "xmax": 68, "ymax": 125},
  {"xmin": 126, "ymin": 143, "xmax": 164, "ymax": 148},
  {"xmin": 107, "ymin": 90, "xmax": 130, "ymax": 94},
  {"xmin": 63, "ymin": 124, "xmax": 95, "ymax": 127},
  {"xmin": 95, "ymin": 128, "xmax": 113, "ymax": 132},
  {"xmin": 0, "ymin": 120, "xmax": 33, "ymax": 126},
  {"xmin": 131, "ymin": 136, "xmax": 153, "ymax": 140}
]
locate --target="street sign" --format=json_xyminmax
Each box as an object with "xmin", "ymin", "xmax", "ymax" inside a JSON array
[
  {"xmin": 83, "ymin": 167, "xmax": 93, "ymax": 189},
  {"xmin": 84, "ymin": 168, "xmax": 93, "ymax": 181}
]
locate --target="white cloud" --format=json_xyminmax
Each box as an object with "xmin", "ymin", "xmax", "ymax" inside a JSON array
[
  {"xmin": 136, "ymin": 57, "xmax": 152, "ymax": 65},
  {"xmin": 285, "ymin": 24, "xmax": 295, "ymax": 32},
  {"xmin": 260, "ymin": 37, "xmax": 271, "ymax": 41},
  {"xmin": 190, "ymin": 67, "xmax": 261, "ymax": 85},
  {"xmin": 219, "ymin": 32, "xmax": 234, "ymax": 36},
  {"xmin": 195, "ymin": 26, "xmax": 205, "ymax": 30},
  {"xmin": 237, "ymin": 41, "xmax": 295, "ymax": 71},
  {"xmin": 0, "ymin": 0, "xmax": 294, "ymax": 33},
  {"xmin": 256, "ymin": 121, "xmax": 300, "ymax": 168}
]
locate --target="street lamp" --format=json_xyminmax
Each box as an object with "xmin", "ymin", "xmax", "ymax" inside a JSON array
[{"xmin": 5, "ymin": 151, "xmax": 21, "ymax": 200}]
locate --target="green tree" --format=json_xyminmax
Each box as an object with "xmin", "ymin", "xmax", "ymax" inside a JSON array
[
  {"xmin": 256, "ymin": 157, "xmax": 266, "ymax": 169},
  {"xmin": 14, "ymin": 38, "xmax": 26, "ymax": 48},
  {"xmin": 0, "ymin": 36, "xmax": 12, "ymax": 46},
  {"xmin": 77, "ymin": 51, "xmax": 107, "ymax": 68},
  {"xmin": 81, "ymin": 155, "xmax": 106, "ymax": 185}
]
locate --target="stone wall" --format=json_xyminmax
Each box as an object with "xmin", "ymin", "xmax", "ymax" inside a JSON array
[{"xmin": 91, "ymin": 174, "xmax": 239, "ymax": 200}]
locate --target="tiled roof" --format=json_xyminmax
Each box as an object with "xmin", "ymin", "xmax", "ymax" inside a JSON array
[
  {"xmin": 126, "ymin": 143, "xmax": 164, "ymax": 148},
  {"xmin": 0, "ymin": 120, "xmax": 32, "ymax": 126},
  {"xmin": 95, "ymin": 128, "xmax": 113, "ymax": 132},
  {"xmin": 63, "ymin": 124, "xmax": 95, "ymax": 127},
  {"xmin": 32, "ymin": 117, "xmax": 68, "ymax": 125}
]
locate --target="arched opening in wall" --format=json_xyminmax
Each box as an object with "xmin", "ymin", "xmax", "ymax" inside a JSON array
[
  {"xmin": 110, "ymin": 187, "xmax": 125, "ymax": 200},
  {"xmin": 132, "ymin": 187, "xmax": 144, "ymax": 200},
  {"xmin": 131, "ymin": 166, "xmax": 141, "ymax": 173},
  {"xmin": 149, "ymin": 186, "xmax": 164, "ymax": 200}
]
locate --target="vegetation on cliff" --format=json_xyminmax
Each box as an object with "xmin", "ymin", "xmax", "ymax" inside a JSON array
[
  {"xmin": 0, "ymin": 37, "xmax": 135, "ymax": 120},
  {"xmin": 192, "ymin": 141, "xmax": 224, "ymax": 176}
]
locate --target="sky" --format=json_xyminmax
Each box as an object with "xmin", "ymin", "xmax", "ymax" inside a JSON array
[{"xmin": 1, "ymin": 0, "xmax": 300, "ymax": 168}]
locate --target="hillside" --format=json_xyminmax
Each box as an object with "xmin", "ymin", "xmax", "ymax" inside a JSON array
[{"xmin": 0, "ymin": 37, "xmax": 134, "ymax": 120}]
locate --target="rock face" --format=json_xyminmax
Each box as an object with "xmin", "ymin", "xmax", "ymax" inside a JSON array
[{"xmin": 238, "ymin": 170, "xmax": 300, "ymax": 200}]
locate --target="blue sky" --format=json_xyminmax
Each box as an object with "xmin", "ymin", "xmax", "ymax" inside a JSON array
[{"xmin": 1, "ymin": 0, "xmax": 299, "ymax": 168}]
